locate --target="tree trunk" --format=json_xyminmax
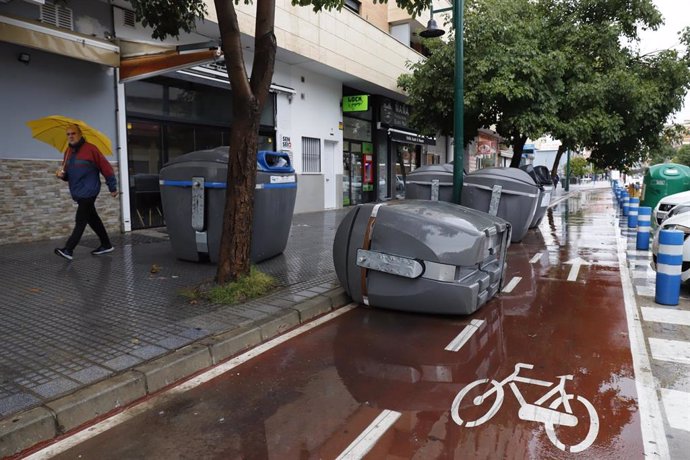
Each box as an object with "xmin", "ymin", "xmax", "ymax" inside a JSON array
[
  {"xmin": 509, "ymin": 134, "xmax": 528, "ymax": 168},
  {"xmin": 214, "ymin": 0, "xmax": 276, "ymax": 284},
  {"xmin": 551, "ymin": 144, "xmax": 567, "ymax": 178}
]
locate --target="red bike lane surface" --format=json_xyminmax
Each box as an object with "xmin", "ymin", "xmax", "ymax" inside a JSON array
[{"xmin": 44, "ymin": 192, "xmax": 643, "ymax": 459}]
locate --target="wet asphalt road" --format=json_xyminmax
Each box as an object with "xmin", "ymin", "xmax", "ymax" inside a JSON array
[{"xmin": 32, "ymin": 191, "xmax": 657, "ymax": 459}]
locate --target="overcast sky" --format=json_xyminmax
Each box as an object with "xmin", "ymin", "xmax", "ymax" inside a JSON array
[{"xmin": 637, "ymin": 0, "xmax": 690, "ymax": 122}]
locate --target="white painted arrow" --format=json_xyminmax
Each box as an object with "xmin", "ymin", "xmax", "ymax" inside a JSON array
[{"xmin": 564, "ymin": 257, "xmax": 591, "ymax": 281}]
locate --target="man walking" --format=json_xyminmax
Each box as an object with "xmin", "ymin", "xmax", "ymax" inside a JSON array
[{"xmin": 54, "ymin": 124, "xmax": 118, "ymax": 260}]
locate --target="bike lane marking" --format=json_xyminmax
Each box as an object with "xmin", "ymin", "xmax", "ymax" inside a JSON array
[
  {"xmin": 615, "ymin": 216, "xmax": 671, "ymax": 458},
  {"xmin": 501, "ymin": 276, "xmax": 522, "ymax": 293},
  {"xmin": 529, "ymin": 252, "xmax": 543, "ymax": 264},
  {"xmin": 335, "ymin": 410, "xmax": 401, "ymax": 460},
  {"xmin": 445, "ymin": 319, "xmax": 485, "ymax": 352},
  {"xmin": 564, "ymin": 257, "xmax": 591, "ymax": 281},
  {"xmin": 24, "ymin": 304, "xmax": 359, "ymax": 460}
]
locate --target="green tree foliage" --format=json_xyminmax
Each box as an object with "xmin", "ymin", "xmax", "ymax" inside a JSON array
[
  {"xmin": 397, "ymin": 0, "xmax": 690, "ymax": 173},
  {"xmin": 129, "ymin": 0, "xmax": 432, "ymax": 283},
  {"xmin": 673, "ymin": 145, "xmax": 690, "ymax": 167},
  {"xmin": 569, "ymin": 156, "xmax": 590, "ymax": 178}
]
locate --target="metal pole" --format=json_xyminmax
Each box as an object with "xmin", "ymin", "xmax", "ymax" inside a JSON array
[
  {"xmin": 452, "ymin": 0, "xmax": 464, "ymax": 204},
  {"xmin": 565, "ymin": 149, "xmax": 571, "ymax": 192}
]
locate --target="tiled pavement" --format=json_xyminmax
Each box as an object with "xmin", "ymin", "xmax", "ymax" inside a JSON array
[{"xmin": 0, "ymin": 208, "xmax": 353, "ymax": 456}]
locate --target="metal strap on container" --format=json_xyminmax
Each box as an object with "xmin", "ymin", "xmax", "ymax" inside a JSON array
[
  {"xmin": 360, "ymin": 204, "xmax": 383, "ymax": 306},
  {"xmin": 463, "ymin": 182, "xmax": 538, "ymax": 198}
]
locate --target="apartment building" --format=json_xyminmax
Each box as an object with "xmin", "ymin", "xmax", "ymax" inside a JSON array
[{"xmin": 0, "ymin": 0, "xmax": 454, "ymax": 244}]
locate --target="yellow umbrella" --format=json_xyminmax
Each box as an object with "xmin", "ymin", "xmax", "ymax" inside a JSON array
[{"xmin": 26, "ymin": 115, "xmax": 113, "ymax": 155}]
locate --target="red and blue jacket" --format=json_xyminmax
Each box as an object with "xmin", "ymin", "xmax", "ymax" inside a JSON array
[{"xmin": 61, "ymin": 139, "xmax": 117, "ymax": 200}]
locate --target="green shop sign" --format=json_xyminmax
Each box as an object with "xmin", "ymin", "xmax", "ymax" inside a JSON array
[{"xmin": 342, "ymin": 95, "xmax": 369, "ymax": 112}]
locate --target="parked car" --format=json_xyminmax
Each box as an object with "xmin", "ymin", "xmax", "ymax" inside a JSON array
[
  {"xmin": 652, "ymin": 190, "xmax": 690, "ymax": 227},
  {"xmin": 651, "ymin": 211, "xmax": 690, "ymax": 282}
]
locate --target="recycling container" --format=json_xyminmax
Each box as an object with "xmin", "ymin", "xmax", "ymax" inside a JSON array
[
  {"xmin": 333, "ymin": 200, "xmax": 511, "ymax": 315},
  {"xmin": 159, "ymin": 147, "xmax": 297, "ymax": 263},
  {"xmin": 404, "ymin": 164, "xmax": 454, "ymax": 201},
  {"xmin": 520, "ymin": 165, "xmax": 553, "ymax": 228},
  {"xmin": 461, "ymin": 167, "xmax": 539, "ymax": 243},
  {"xmin": 641, "ymin": 163, "xmax": 690, "ymax": 210}
]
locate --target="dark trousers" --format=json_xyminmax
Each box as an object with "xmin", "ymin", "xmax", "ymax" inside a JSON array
[{"xmin": 65, "ymin": 197, "xmax": 111, "ymax": 250}]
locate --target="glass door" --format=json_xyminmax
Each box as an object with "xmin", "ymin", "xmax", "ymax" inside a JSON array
[
  {"xmin": 127, "ymin": 120, "xmax": 164, "ymax": 230},
  {"xmin": 343, "ymin": 141, "xmax": 364, "ymax": 206}
]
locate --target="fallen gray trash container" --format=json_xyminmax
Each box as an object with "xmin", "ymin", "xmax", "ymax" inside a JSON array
[
  {"xmin": 461, "ymin": 167, "xmax": 539, "ymax": 243},
  {"xmin": 159, "ymin": 147, "xmax": 297, "ymax": 263},
  {"xmin": 333, "ymin": 200, "xmax": 511, "ymax": 315},
  {"xmin": 521, "ymin": 165, "xmax": 553, "ymax": 228}
]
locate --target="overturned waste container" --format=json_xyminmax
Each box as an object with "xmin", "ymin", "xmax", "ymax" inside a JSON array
[
  {"xmin": 404, "ymin": 164, "xmax": 454, "ymax": 201},
  {"xmin": 159, "ymin": 147, "xmax": 297, "ymax": 263},
  {"xmin": 520, "ymin": 165, "xmax": 553, "ymax": 228},
  {"xmin": 461, "ymin": 167, "xmax": 539, "ymax": 243},
  {"xmin": 333, "ymin": 200, "xmax": 511, "ymax": 315}
]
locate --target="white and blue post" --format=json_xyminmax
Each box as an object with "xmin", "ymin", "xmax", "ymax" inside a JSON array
[
  {"xmin": 622, "ymin": 193, "xmax": 630, "ymax": 216},
  {"xmin": 655, "ymin": 229, "xmax": 685, "ymax": 306},
  {"xmin": 628, "ymin": 197, "xmax": 640, "ymax": 228},
  {"xmin": 636, "ymin": 207, "xmax": 652, "ymax": 250}
]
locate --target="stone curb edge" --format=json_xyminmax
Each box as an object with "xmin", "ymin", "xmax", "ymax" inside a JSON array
[{"xmin": 0, "ymin": 286, "xmax": 351, "ymax": 458}]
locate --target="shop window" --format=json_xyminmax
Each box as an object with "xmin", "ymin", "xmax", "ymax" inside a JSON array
[{"xmin": 302, "ymin": 137, "xmax": 321, "ymax": 173}]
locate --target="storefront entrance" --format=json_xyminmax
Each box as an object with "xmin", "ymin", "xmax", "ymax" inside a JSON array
[{"xmin": 342, "ymin": 141, "xmax": 374, "ymax": 206}]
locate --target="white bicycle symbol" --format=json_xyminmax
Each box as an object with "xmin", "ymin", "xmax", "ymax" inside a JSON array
[{"xmin": 451, "ymin": 363, "xmax": 599, "ymax": 453}]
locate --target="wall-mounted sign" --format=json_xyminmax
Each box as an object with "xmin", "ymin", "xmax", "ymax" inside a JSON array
[
  {"xmin": 343, "ymin": 95, "xmax": 369, "ymax": 112},
  {"xmin": 379, "ymin": 97, "xmax": 411, "ymax": 129},
  {"xmin": 389, "ymin": 130, "xmax": 436, "ymax": 146}
]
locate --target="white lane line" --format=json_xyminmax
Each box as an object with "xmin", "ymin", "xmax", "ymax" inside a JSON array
[
  {"xmin": 529, "ymin": 252, "xmax": 542, "ymax": 264},
  {"xmin": 502, "ymin": 276, "xmax": 522, "ymax": 293},
  {"xmin": 445, "ymin": 319, "xmax": 485, "ymax": 352},
  {"xmin": 641, "ymin": 307, "xmax": 690, "ymax": 327},
  {"xmin": 615, "ymin": 218, "xmax": 670, "ymax": 459},
  {"xmin": 25, "ymin": 304, "xmax": 359, "ymax": 460},
  {"xmin": 649, "ymin": 338, "xmax": 690, "ymax": 365},
  {"xmin": 661, "ymin": 388, "xmax": 690, "ymax": 432},
  {"xmin": 335, "ymin": 410, "xmax": 401, "ymax": 460}
]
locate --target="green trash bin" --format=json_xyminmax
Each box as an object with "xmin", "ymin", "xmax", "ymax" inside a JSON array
[{"xmin": 641, "ymin": 163, "xmax": 690, "ymax": 210}]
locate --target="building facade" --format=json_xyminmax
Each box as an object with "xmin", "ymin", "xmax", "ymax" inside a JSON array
[{"xmin": 1, "ymin": 0, "xmax": 456, "ymax": 245}]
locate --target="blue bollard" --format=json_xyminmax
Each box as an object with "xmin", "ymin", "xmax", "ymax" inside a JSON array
[
  {"xmin": 628, "ymin": 197, "xmax": 640, "ymax": 228},
  {"xmin": 622, "ymin": 194, "xmax": 630, "ymax": 216},
  {"xmin": 637, "ymin": 207, "xmax": 652, "ymax": 250},
  {"xmin": 655, "ymin": 229, "xmax": 685, "ymax": 306}
]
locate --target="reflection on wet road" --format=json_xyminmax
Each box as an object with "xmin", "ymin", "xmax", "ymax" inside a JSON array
[{"xmin": 43, "ymin": 190, "xmax": 648, "ymax": 459}]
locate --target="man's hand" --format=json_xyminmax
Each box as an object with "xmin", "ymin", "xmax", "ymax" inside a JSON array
[{"xmin": 111, "ymin": 191, "xmax": 119, "ymax": 197}]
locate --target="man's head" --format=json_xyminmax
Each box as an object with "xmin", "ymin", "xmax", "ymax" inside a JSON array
[{"xmin": 65, "ymin": 125, "xmax": 83, "ymax": 145}]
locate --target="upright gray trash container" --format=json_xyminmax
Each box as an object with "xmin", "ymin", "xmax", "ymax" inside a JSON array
[
  {"xmin": 159, "ymin": 147, "xmax": 297, "ymax": 263},
  {"xmin": 520, "ymin": 165, "xmax": 553, "ymax": 228},
  {"xmin": 461, "ymin": 167, "xmax": 539, "ymax": 243},
  {"xmin": 333, "ymin": 200, "xmax": 511, "ymax": 315},
  {"xmin": 405, "ymin": 164, "xmax": 454, "ymax": 201}
]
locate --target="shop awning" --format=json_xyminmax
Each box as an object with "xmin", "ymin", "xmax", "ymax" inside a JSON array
[
  {"xmin": 0, "ymin": 14, "xmax": 120, "ymax": 67},
  {"xmin": 119, "ymin": 47, "xmax": 219, "ymax": 83},
  {"xmin": 388, "ymin": 127, "xmax": 436, "ymax": 146}
]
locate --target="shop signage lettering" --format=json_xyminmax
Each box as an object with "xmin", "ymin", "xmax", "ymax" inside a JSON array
[
  {"xmin": 389, "ymin": 130, "xmax": 436, "ymax": 146},
  {"xmin": 380, "ymin": 98, "xmax": 411, "ymax": 129},
  {"xmin": 343, "ymin": 95, "xmax": 369, "ymax": 112}
]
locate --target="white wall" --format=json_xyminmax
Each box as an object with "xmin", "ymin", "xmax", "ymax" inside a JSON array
[{"xmin": 274, "ymin": 64, "xmax": 343, "ymax": 212}]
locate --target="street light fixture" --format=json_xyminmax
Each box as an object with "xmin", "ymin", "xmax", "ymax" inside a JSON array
[{"xmin": 419, "ymin": 1, "xmax": 464, "ymax": 204}]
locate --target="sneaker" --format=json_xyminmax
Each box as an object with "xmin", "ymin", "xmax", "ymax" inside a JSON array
[
  {"xmin": 91, "ymin": 246, "xmax": 114, "ymax": 255},
  {"xmin": 54, "ymin": 248, "xmax": 73, "ymax": 260}
]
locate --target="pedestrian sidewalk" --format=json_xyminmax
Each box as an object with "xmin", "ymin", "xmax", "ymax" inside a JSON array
[
  {"xmin": 0, "ymin": 181, "xmax": 609, "ymax": 457},
  {"xmin": 0, "ymin": 209, "xmax": 352, "ymax": 457}
]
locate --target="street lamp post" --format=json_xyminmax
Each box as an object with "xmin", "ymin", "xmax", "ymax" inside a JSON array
[{"xmin": 420, "ymin": 1, "xmax": 464, "ymax": 204}]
